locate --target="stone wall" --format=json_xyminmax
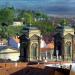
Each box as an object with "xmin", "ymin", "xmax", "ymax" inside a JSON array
[{"xmin": 0, "ymin": 63, "xmax": 72, "ymax": 75}]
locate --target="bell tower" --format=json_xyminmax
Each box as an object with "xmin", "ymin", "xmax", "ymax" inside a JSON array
[{"xmin": 19, "ymin": 26, "xmax": 41, "ymax": 62}]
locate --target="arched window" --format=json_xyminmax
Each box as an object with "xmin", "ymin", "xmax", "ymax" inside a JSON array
[
  {"xmin": 66, "ymin": 41, "xmax": 71, "ymax": 56},
  {"xmin": 31, "ymin": 43, "xmax": 37, "ymax": 59}
]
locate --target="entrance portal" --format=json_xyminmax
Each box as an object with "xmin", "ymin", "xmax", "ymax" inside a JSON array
[
  {"xmin": 65, "ymin": 41, "xmax": 71, "ymax": 60},
  {"xmin": 31, "ymin": 43, "xmax": 37, "ymax": 60}
]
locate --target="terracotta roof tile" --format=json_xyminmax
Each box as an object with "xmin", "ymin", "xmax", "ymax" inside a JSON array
[
  {"xmin": 40, "ymin": 48, "xmax": 53, "ymax": 52},
  {"xmin": 47, "ymin": 42, "xmax": 54, "ymax": 49},
  {"xmin": 12, "ymin": 36, "xmax": 20, "ymax": 43},
  {"xmin": 40, "ymin": 42, "xmax": 54, "ymax": 52}
]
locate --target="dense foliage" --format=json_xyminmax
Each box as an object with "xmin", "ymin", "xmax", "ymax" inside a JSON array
[
  {"xmin": 0, "ymin": 7, "xmax": 14, "ymax": 25},
  {"xmin": 0, "ymin": 7, "xmax": 69, "ymax": 39}
]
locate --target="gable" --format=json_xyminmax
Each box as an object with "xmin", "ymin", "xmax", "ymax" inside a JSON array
[
  {"xmin": 30, "ymin": 35, "xmax": 39, "ymax": 40},
  {"xmin": 64, "ymin": 33, "xmax": 72, "ymax": 39}
]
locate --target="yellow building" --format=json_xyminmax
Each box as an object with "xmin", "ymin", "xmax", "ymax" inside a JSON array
[
  {"xmin": 54, "ymin": 25, "xmax": 75, "ymax": 61},
  {"xmin": 19, "ymin": 26, "xmax": 41, "ymax": 62}
]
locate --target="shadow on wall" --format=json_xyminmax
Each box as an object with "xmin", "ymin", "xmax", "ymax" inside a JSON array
[{"xmin": 10, "ymin": 67, "xmax": 70, "ymax": 75}]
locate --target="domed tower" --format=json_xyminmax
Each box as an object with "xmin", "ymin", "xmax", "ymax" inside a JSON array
[{"xmin": 19, "ymin": 26, "xmax": 41, "ymax": 62}]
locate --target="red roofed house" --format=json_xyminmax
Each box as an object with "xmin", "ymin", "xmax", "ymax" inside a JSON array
[{"xmin": 40, "ymin": 40, "xmax": 54, "ymax": 61}]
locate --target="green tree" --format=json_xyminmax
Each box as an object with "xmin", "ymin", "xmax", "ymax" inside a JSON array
[
  {"xmin": 7, "ymin": 26, "xmax": 24, "ymax": 37},
  {"xmin": 32, "ymin": 21, "xmax": 54, "ymax": 35},
  {"xmin": 19, "ymin": 11, "xmax": 33, "ymax": 25},
  {"xmin": 0, "ymin": 7, "xmax": 14, "ymax": 25},
  {"xmin": 0, "ymin": 7, "xmax": 15, "ymax": 38},
  {"xmin": 60, "ymin": 19, "xmax": 68, "ymax": 26},
  {"xmin": 34, "ymin": 12, "xmax": 48, "ymax": 20}
]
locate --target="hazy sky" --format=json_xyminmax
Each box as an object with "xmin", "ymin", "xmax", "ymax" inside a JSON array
[{"xmin": 0, "ymin": 0, "xmax": 75, "ymax": 16}]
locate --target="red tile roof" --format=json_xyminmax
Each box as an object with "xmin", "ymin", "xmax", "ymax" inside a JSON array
[
  {"xmin": 40, "ymin": 42, "xmax": 54, "ymax": 52},
  {"xmin": 12, "ymin": 36, "xmax": 20, "ymax": 43},
  {"xmin": 40, "ymin": 48, "xmax": 53, "ymax": 52},
  {"xmin": 47, "ymin": 42, "xmax": 54, "ymax": 49}
]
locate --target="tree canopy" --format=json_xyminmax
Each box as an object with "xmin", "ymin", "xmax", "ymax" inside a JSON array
[
  {"xmin": 0, "ymin": 7, "xmax": 14, "ymax": 25},
  {"xmin": 0, "ymin": 8, "xmax": 55, "ymax": 38},
  {"xmin": 59, "ymin": 19, "xmax": 68, "ymax": 26}
]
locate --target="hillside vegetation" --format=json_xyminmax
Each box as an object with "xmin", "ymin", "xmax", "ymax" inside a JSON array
[{"xmin": 0, "ymin": 7, "xmax": 70, "ymax": 39}]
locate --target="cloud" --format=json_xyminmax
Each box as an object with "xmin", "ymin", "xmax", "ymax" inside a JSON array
[{"xmin": 0, "ymin": 0, "xmax": 75, "ymax": 16}]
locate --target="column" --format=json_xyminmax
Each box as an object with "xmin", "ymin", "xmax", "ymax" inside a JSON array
[
  {"xmin": 56, "ymin": 50, "xmax": 59, "ymax": 61},
  {"xmin": 51, "ymin": 50, "xmax": 53, "ymax": 60}
]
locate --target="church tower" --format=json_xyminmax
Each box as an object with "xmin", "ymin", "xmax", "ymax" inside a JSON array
[{"xmin": 19, "ymin": 26, "xmax": 41, "ymax": 62}]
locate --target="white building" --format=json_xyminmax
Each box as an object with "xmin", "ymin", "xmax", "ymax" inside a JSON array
[
  {"xmin": 13, "ymin": 21, "xmax": 23, "ymax": 26},
  {"xmin": 40, "ymin": 38, "xmax": 47, "ymax": 48},
  {"xmin": 0, "ymin": 47, "xmax": 20, "ymax": 61}
]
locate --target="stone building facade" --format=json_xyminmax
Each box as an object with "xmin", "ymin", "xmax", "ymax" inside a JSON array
[
  {"xmin": 19, "ymin": 25, "xmax": 75, "ymax": 62},
  {"xmin": 54, "ymin": 25, "xmax": 75, "ymax": 61},
  {"xmin": 19, "ymin": 26, "xmax": 41, "ymax": 61}
]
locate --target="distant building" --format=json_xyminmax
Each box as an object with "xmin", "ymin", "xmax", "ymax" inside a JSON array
[
  {"xmin": 40, "ymin": 40, "xmax": 54, "ymax": 61},
  {"xmin": 34, "ymin": 17, "xmax": 46, "ymax": 22},
  {"xmin": 40, "ymin": 37, "xmax": 46, "ymax": 48},
  {"xmin": 0, "ymin": 37, "xmax": 7, "ymax": 46},
  {"xmin": 0, "ymin": 36, "xmax": 20, "ymax": 61},
  {"xmin": 0, "ymin": 47, "xmax": 20, "ymax": 61},
  {"xmin": 0, "ymin": 39, "xmax": 4, "ymax": 46},
  {"xmin": 9, "ymin": 36, "xmax": 20, "ymax": 49},
  {"xmin": 12, "ymin": 21, "xmax": 23, "ymax": 26}
]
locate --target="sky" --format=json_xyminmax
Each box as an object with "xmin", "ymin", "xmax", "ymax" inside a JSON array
[{"xmin": 0, "ymin": 0, "xmax": 75, "ymax": 16}]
